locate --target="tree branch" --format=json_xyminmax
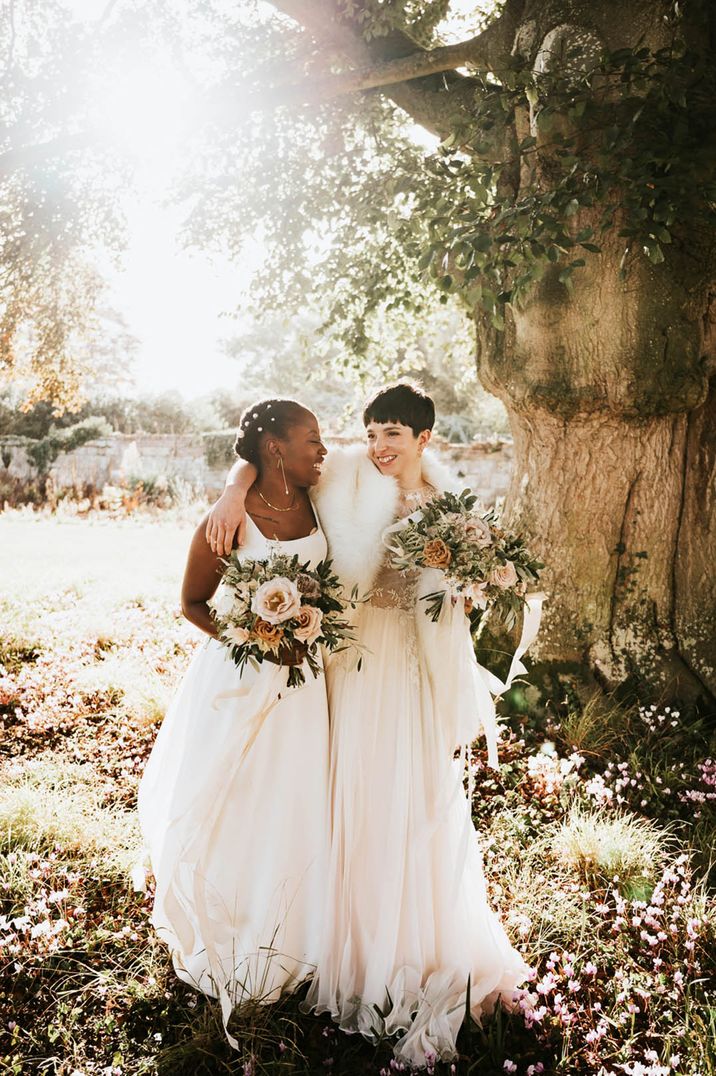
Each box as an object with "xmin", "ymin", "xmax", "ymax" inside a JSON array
[
  {"xmin": 267, "ymin": 0, "xmax": 524, "ymax": 139},
  {"xmin": 273, "ymin": 35, "xmax": 504, "ymax": 104}
]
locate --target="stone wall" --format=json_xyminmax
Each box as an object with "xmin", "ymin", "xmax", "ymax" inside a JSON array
[{"xmin": 0, "ymin": 432, "xmax": 514, "ymax": 504}]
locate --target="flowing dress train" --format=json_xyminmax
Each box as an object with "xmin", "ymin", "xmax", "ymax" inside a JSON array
[
  {"xmin": 138, "ymin": 518, "xmax": 329, "ymax": 1043},
  {"xmin": 303, "ymin": 489, "xmax": 531, "ymax": 1067}
]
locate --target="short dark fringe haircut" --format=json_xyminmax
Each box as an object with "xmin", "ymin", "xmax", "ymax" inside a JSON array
[{"xmin": 362, "ymin": 381, "xmax": 435, "ymax": 436}]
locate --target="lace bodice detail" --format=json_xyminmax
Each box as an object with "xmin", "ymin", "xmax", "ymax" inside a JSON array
[{"xmin": 369, "ymin": 484, "xmax": 437, "ymax": 611}]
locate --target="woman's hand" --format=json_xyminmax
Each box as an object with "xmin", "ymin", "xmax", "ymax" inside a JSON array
[{"xmin": 206, "ymin": 487, "xmax": 248, "ymax": 556}]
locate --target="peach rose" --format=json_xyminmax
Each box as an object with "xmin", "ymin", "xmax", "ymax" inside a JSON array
[
  {"xmin": 251, "ymin": 577, "xmax": 302, "ymax": 624},
  {"xmin": 253, "ymin": 619, "xmax": 284, "ymax": 647},
  {"xmin": 225, "ymin": 624, "xmax": 250, "ymax": 645},
  {"xmin": 422, "ymin": 538, "xmax": 452, "ymax": 569},
  {"xmin": 293, "ymin": 605, "xmax": 323, "ymax": 644},
  {"xmin": 490, "ymin": 560, "xmax": 518, "ymax": 589},
  {"xmin": 465, "ymin": 518, "xmax": 492, "ymax": 548}
]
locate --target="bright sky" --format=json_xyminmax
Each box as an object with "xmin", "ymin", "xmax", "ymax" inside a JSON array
[
  {"xmin": 65, "ymin": 0, "xmax": 488, "ymax": 401},
  {"xmin": 65, "ymin": 0, "xmax": 261, "ymax": 400},
  {"xmin": 110, "ymin": 199, "xmax": 248, "ymax": 399}
]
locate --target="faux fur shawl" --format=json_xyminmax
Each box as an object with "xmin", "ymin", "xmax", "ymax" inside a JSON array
[{"xmin": 311, "ymin": 443, "xmax": 461, "ymax": 595}]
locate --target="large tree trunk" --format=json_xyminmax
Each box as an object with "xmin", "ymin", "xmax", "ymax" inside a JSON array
[
  {"xmin": 268, "ymin": 0, "xmax": 716, "ymax": 707},
  {"xmin": 472, "ymin": 1, "xmax": 716, "ymax": 710},
  {"xmin": 478, "ymin": 230, "xmax": 716, "ymax": 710}
]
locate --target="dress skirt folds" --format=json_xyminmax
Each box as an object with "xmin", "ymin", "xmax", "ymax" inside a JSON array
[
  {"xmin": 302, "ymin": 503, "xmax": 532, "ymax": 1068},
  {"xmin": 138, "ymin": 522, "xmax": 330, "ymax": 1045}
]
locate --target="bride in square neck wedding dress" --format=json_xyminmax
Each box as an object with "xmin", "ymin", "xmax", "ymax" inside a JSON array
[{"xmin": 138, "ymin": 399, "xmax": 331, "ymax": 1049}]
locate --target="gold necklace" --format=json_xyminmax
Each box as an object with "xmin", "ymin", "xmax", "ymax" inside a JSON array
[{"xmin": 256, "ymin": 487, "xmax": 299, "ymax": 512}]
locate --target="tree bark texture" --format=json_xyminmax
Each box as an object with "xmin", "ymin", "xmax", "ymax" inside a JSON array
[
  {"xmin": 271, "ymin": 0, "xmax": 716, "ymax": 706},
  {"xmin": 475, "ymin": 2, "xmax": 716, "ymax": 707}
]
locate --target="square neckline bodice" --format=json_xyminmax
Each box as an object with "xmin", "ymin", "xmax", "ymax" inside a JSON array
[{"xmin": 240, "ymin": 512, "xmax": 327, "ymax": 567}]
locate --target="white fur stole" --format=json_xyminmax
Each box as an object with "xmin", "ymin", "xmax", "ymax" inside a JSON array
[{"xmin": 312, "ymin": 443, "xmax": 461, "ymax": 595}]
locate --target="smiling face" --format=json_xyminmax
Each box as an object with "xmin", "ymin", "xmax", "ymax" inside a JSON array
[
  {"xmin": 277, "ymin": 411, "xmax": 327, "ymax": 488},
  {"xmin": 365, "ymin": 420, "xmax": 431, "ymax": 480}
]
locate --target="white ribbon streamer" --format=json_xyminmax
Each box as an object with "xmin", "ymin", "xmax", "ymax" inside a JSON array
[{"xmin": 470, "ymin": 589, "xmax": 546, "ymax": 775}]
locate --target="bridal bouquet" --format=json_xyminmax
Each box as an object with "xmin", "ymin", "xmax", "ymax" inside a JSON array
[
  {"xmin": 209, "ymin": 552, "xmax": 357, "ymax": 687},
  {"xmin": 385, "ymin": 489, "xmax": 543, "ymax": 629}
]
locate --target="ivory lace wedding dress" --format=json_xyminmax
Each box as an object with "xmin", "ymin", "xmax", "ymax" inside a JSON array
[
  {"xmin": 138, "ymin": 516, "xmax": 329, "ymax": 1044},
  {"xmin": 303, "ymin": 487, "xmax": 531, "ymax": 1067}
]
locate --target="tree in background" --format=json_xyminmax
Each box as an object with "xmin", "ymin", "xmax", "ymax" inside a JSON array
[
  {"xmin": 221, "ymin": 301, "xmax": 509, "ymax": 438},
  {"xmin": 0, "ymin": 1, "xmax": 133, "ymax": 410},
  {"xmin": 181, "ymin": 0, "xmax": 716, "ymax": 708}
]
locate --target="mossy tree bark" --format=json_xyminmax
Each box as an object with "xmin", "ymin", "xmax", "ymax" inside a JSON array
[{"xmin": 267, "ymin": 0, "xmax": 716, "ymax": 706}]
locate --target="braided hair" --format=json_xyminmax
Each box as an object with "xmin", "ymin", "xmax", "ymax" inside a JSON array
[{"xmin": 234, "ymin": 398, "xmax": 309, "ymax": 468}]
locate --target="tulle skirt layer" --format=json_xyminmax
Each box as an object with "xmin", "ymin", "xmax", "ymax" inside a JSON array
[{"xmin": 303, "ymin": 605, "xmax": 531, "ymax": 1067}]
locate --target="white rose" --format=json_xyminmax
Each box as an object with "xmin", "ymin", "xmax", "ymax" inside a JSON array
[
  {"xmin": 466, "ymin": 581, "xmax": 490, "ymax": 609},
  {"xmin": 211, "ymin": 585, "xmax": 236, "ymax": 619},
  {"xmin": 225, "ymin": 624, "xmax": 250, "ymax": 645},
  {"xmin": 251, "ymin": 577, "xmax": 302, "ymax": 624},
  {"xmin": 293, "ymin": 605, "xmax": 323, "ymax": 644},
  {"xmin": 490, "ymin": 560, "xmax": 518, "ymax": 589}
]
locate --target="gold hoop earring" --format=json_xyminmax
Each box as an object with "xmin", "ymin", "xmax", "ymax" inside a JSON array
[{"xmin": 278, "ymin": 456, "xmax": 289, "ymax": 496}]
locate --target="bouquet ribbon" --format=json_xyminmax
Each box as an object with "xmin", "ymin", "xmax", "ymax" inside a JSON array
[
  {"xmin": 473, "ymin": 589, "xmax": 546, "ymax": 768},
  {"xmin": 211, "ymin": 661, "xmax": 294, "ymax": 764}
]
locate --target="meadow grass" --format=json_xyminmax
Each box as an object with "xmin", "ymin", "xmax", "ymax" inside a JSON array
[{"xmin": 1, "ymin": 510, "xmax": 714, "ymax": 1075}]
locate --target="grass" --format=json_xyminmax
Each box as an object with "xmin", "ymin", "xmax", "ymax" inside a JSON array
[
  {"xmin": 548, "ymin": 805, "xmax": 669, "ymax": 889},
  {"xmin": 1, "ymin": 509, "xmax": 715, "ymax": 1075}
]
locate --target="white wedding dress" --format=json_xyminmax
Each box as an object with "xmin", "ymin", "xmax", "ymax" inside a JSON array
[
  {"xmin": 138, "ymin": 516, "xmax": 329, "ymax": 1044},
  {"xmin": 303, "ymin": 488, "xmax": 531, "ymax": 1067}
]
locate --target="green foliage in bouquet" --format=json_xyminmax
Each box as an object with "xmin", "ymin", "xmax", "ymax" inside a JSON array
[
  {"xmin": 210, "ymin": 552, "xmax": 357, "ymax": 688},
  {"xmin": 386, "ymin": 489, "xmax": 544, "ymax": 630}
]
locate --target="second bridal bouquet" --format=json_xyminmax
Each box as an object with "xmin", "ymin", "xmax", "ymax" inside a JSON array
[
  {"xmin": 209, "ymin": 552, "xmax": 357, "ymax": 687},
  {"xmin": 385, "ymin": 489, "xmax": 543, "ymax": 629}
]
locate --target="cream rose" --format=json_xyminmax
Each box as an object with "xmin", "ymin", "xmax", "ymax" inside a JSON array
[
  {"xmin": 293, "ymin": 605, "xmax": 323, "ymax": 644},
  {"xmin": 210, "ymin": 585, "xmax": 236, "ymax": 619},
  {"xmin": 251, "ymin": 577, "xmax": 302, "ymax": 624},
  {"xmin": 225, "ymin": 624, "xmax": 250, "ymax": 645},
  {"xmin": 490, "ymin": 560, "xmax": 518, "ymax": 589},
  {"xmin": 465, "ymin": 517, "xmax": 492, "ymax": 548}
]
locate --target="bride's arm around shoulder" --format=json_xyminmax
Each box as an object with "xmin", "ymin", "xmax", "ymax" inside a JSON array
[{"xmin": 205, "ymin": 458, "xmax": 257, "ymax": 556}]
